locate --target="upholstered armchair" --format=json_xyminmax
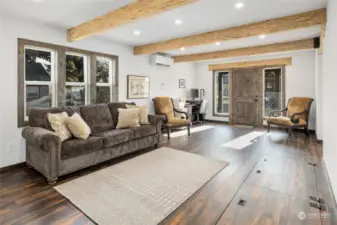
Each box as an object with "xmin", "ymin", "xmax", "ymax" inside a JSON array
[
  {"xmin": 153, "ymin": 97, "xmax": 191, "ymax": 140},
  {"xmin": 267, "ymin": 97, "xmax": 314, "ymax": 137}
]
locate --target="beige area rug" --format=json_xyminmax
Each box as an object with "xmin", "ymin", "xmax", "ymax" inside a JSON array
[{"xmin": 54, "ymin": 147, "xmax": 229, "ymax": 225}]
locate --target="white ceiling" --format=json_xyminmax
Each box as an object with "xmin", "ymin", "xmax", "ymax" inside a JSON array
[{"xmin": 0, "ymin": 0, "xmax": 327, "ymax": 56}]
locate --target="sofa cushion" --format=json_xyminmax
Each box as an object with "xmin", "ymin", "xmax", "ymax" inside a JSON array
[
  {"xmin": 47, "ymin": 112, "xmax": 72, "ymax": 142},
  {"xmin": 61, "ymin": 136, "xmax": 103, "ymax": 160},
  {"xmin": 107, "ymin": 102, "xmax": 136, "ymax": 127},
  {"xmin": 80, "ymin": 104, "xmax": 114, "ymax": 133},
  {"xmin": 65, "ymin": 113, "xmax": 91, "ymax": 139},
  {"xmin": 267, "ymin": 116, "xmax": 307, "ymax": 126},
  {"xmin": 91, "ymin": 129, "xmax": 134, "ymax": 148},
  {"xmin": 131, "ymin": 125, "xmax": 156, "ymax": 139},
  {"xmin": 62, "ymin": 106, "xmax": 81, "ymax": 116},
  {"xmin": 29, "ymin": 107, "xmax": 64, "ymax": 129}
]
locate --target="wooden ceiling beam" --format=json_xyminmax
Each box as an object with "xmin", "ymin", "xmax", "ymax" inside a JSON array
[
  {"xmin": 134, "ymin": 8, "xmax": 326, "ymax": 55},
  {"xmin": 67, "ymin": 0, "xmax": 198, "ymax": 42},
  {"xmin": 173, "ymin": 38, "xmax": 315, "ymax": 63},
  {"xmin": 208, "ymin": 57, "xmax": 292, "ymax": 71}
]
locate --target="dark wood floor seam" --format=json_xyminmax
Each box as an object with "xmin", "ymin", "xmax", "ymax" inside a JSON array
[{"xmin": 213, "ymin": 155, "xmax": 262, "ymax": 225}]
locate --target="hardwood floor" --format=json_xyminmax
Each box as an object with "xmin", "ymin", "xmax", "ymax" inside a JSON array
[{"xmin": 0, "ymin": 124, "xmax": 336, "ymax": 225}]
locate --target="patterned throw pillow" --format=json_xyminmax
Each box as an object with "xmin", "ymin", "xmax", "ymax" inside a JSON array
[
  {"xmin": 125, "ymin": 104, "xmax": 150, "ymax": 125},
  {"xmin": 65, "ymin": 113, "xmax": 91, "ymax": 139},
  {"xmin": 47, "ymin": 112, "xmax": 72, "ymax": 142},
  {"xmin": 116, "ymin": 108, "xmax": 141, "ymax": 129}
]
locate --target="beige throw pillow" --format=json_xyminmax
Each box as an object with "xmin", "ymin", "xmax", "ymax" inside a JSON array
[
  {"xmin": 125, "ymin": 104, "xmax": 149, "ymax": 125},
  {"xmin": 65, "ymin": 113, "xmax": 91, "ymax": 139},
  {"xmin": 116, "ymin": 108, "xmax": 140, "ymax": 129},
  {"xmin": 47, "ymin": 112, "xmax": 72, "ymax": 142}
]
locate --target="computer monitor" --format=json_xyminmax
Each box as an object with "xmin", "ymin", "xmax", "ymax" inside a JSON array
[{"xmin": 191, "ymin": 89, "xmax": 199, "ymax": 100}]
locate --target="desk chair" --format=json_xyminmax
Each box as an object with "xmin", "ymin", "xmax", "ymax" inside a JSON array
[{"xmin": 192, "ymin": 100, "xmax": 208, "ymax": 125}]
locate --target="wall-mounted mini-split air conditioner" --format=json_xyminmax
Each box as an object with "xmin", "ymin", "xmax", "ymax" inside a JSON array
[{"xmin": 150, "ymin": 54, "xmax": 174, "ymax": 67}]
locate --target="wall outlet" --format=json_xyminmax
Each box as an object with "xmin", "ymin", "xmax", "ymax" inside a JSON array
[{"xmin": 8, "ymin": 143, "xmax": 15, "ymax": 152}]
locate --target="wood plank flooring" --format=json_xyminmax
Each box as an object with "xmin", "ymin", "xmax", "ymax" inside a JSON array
[{"xmin": 0, "ymin": 124, "xmax": 336, "ymax": 225}]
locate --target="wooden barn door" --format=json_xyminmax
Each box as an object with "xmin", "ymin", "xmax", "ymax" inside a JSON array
[{"xmin": 231, "ymin": 68, "xmax": 260, "ymax": 126}]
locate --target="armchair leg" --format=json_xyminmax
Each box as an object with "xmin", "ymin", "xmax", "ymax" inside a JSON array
[
  {"xmin": 288, "ymin": 127, "xmax": 293, "ymax": 138},
  {"xmin": 167, "ymin": 127, "xmax": 171, "ymax": 140},
  {"xmin": 304, "ymin": 127, "xmax": 309, "ymax": 137},
  {"xmin": 187, "ymin": 125, "xmax": 191, "ymax": 136},
  {"xmin": 267, "ymin": 124, "xmax": 271, "ymax": 133}
]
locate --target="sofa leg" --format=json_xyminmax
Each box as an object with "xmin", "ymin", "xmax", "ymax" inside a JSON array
[
  {"xmin": 26, "ymin": 163, "xmax": 32, "ymax": 169},
  {"xmin": 154, "ymin": 143, "xmax": 159, "ymax": 148},
  {"xmin": 48, "ymin": 177, "xmax": 58, "ymax": 186}
]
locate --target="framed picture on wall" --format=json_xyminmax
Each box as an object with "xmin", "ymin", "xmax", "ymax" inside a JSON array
[
  {"xmin": 127, "ymin": 75, "xmax": 150, "ymax": 99},
  {"xmin": 179, "ymin": 79, "xmax": 186, "ymax": 88}
]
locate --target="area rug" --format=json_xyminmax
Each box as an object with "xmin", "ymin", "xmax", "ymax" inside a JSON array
[
  {"xmin": 163, "ymin": 125, "xmax": 214, "ymax": 138},
  {"xmin": 54, "ymin": 147, "xmax": 228, "ymax": 225},
  {"xmin": 222, "ymin": 131, "xmax": 265, "ymax": 150}
]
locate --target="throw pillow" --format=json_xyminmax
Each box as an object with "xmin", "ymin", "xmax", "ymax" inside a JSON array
[
  {"xmin": 116, "ymin": 108, "xmax": 140, "ymax": 129},
  {"xmin": 125, "ymin": 104, "xmax": 150, "ymax": 125},
  {"xmin": 47, "ymin": 112, "xmax": 72, "ymax": 142},
  {"xmin": 65, "ymin": 113, "xmax": 91, "ymax": 139}
]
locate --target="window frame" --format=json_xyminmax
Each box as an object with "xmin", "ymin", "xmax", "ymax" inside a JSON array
[
  {"xmin": 262, "ymin": 66, "xmax": 286, "ymax": 119},
  {"xmin": 65, "ymin": 52, "xmax": 89, "ymax": 106},
  {"xmin": 23, "ymin": 45, "xmax": 57, "ymax": 121},
  {"xmin": 18, "ymin": 39, "xmax": 119, "ymax": 127},
  {"xmin": 213, "ymin": 70, "xmax": 231, "ymax": 117},
  {"xmin": 95, "ymin": 56, "xmax": 114, "ymax": 103}
]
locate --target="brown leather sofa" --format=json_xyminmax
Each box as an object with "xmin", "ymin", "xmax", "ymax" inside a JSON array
[{"xmin": 22, "ymin": 102, "xmax": 163, "ymax": 185}]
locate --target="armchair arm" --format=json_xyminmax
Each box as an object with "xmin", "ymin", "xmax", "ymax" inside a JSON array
[
  {"xmin": 22, "ymin": 126, "xmax": 61, "ymax": 152},
  {"xmin": 173, "ymin": 107, "xmax": 189, "ymax": 120},
  {"xmin": 269, "ymin": 108, "xmax": 288, "ymax": 117},
  {"xmin": 290, "ymin": 111, "xmax": 307, "ymax": 123}
]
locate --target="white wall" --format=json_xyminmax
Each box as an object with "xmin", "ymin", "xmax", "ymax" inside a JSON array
[
  {"xmin": 315, "ymin": 50, "xmax": 323, "ymax": 140},
  {"xmin": 0, "ymin": 15, "xmax": 196, "ymax": 168},
  {"xmin": 195, "ymin": 50, "xmax": 316, "ymax": 129},
  {"xmin": 322, "ymin": 0, "xmax": 337, "ymax": 200}
]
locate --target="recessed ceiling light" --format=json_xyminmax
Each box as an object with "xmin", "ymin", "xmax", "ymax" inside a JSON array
[
  {"xmin": 180, "ymin": 47, "xmax": 185, "ymax": 51},
  {"xmin": 259, "ymin": 34, "xmax": 266, "ymax": 39},
  {"xmin": 175, "ymin": 19, "xmax": 183, "ymax": 25},
  {"xmin": 235, "ymin": 2, "xmax": 245, "ymax": 9},
  {"xmin": 133, "ymin": 30, "xmax": 141, "ymax": 36},
  {"xmin": 215, "ymin": 42, "xmax": 221, "ymax": 46}
]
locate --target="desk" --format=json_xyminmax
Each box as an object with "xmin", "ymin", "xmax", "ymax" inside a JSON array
[{"xmin": 185, "ymin": 101, "xmax": 202, "ymax": 122}]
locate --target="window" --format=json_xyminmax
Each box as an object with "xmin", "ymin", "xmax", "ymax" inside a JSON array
[
  {"xmin": 24, "ymin": 47, "xmax": 56, "ymax": 120},
  {"xmin": 213, "ymin": 71, "xmax": 229, "ymax": 116},
  {"xmin": 18, "ymin": 39, "xmax": 119, "ymax": 127},
  {"xmin": 96, "ymin": 57, "xmax": 114, "ymax": 104},
  {"xmin": 65, "ymin": 53, "xmax": 88, "ymax": 106},
  {"xmin": 263, "ymin": 68, "xmax": 284, "ymax": 117}
]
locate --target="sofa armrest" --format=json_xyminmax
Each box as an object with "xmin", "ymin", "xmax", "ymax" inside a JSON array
[
  {"xmin": 148, "ymin": 114, "xmax": 165, "ymax": 126},
  {"xmin": 22, "ymin": 126, "xmax": 61, "ymax": 152}
]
